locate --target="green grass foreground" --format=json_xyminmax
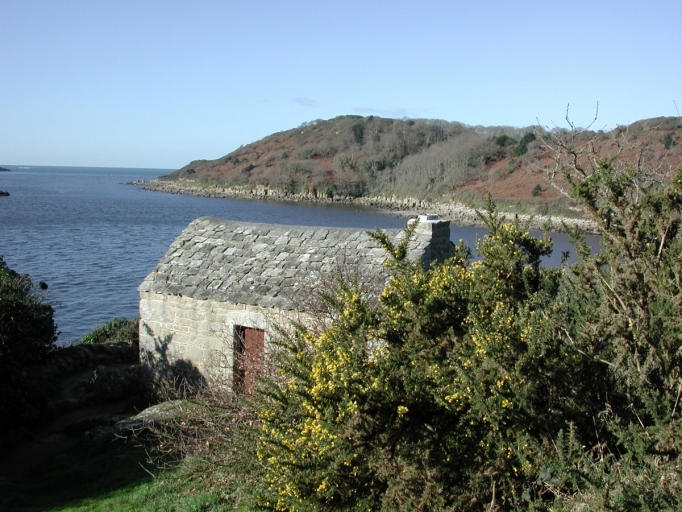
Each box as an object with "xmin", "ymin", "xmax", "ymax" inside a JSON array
[{"xmin": 2, "ymin": 435, "xmax": 238, "ymax": 511}]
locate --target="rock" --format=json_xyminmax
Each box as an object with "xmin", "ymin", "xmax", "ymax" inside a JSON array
[{"xmin": 114, "ymin": 400, "xmax": 186, "ymax": 431}]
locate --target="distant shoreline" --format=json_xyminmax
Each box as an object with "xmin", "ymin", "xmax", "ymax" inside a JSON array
[{"xmin": 131, "ymin": 179, "xmax": 599, "ymax": 234}]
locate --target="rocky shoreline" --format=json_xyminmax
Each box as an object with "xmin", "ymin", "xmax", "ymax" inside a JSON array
[{"xmin": 130, "ymin": 179, "xmax": 599, "ymax": 234}]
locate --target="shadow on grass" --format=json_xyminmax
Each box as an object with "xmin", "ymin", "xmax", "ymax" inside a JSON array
[
  {"xmin": 0, "ymin": 435, "xmax": 153, "ymax": 511},
  {"xmin": 0, "ymin": 324, "xmax": 227, "ymax": 511},
  {"xmin": 0, "ymin": 435, "xmax": 235, "ymax": 511}
]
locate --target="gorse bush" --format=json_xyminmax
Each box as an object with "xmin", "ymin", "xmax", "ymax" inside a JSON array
[
  {"xmin": 250, "ymin": 137, "xmax": 682, "ymax": 509},
  {"xmin": 254, "ymin": 203, "xmax": 606, "ymax": 510},
  {"xmin": 541, "ymin": 158, "xmax": 682, "ymax": 509},
  {"xmin": 76, "ymin": 317, "xmax": 139, "ymax": 345}
]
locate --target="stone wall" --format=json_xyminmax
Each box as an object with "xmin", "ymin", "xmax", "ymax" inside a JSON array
[
  {"xmin": 139, "ymin": 291, "xmax": 296, "ymax": 387},
  {"xmin": 139, "ymin": 216, "xmax": 454, "ymax": 389}
]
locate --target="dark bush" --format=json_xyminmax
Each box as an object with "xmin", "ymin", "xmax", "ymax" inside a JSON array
[
  {"xmin": 664, "ymin": 132, "xmax": 675, "ymax": 149},
  {"xmin": 519, "ymin": 132, "xmax": 536, "ymax": 145},
  {"xmin": 351, "ymin": 123, "xmax": 364, "ymax": 145},
  {"xmin": 493, "ymin": 134, "xmax": 517, "ymax": 147},
  {"xmin": 514, "ymin": 132, "xmax": 537, "ymax": 156},
  {"xmin": 514, "ymin": 143, "xmax": 529, "ymax": 156},
  {"xmin": 0, "ymin": 257, "xmax": 57, "ymax": 369},
  {"xmin": 0, "ymin": 257, "xmax": 58, "ymax": 431}
]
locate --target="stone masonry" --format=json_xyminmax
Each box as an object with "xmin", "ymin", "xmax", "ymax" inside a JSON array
[{"xmin": 139, "ymin": 215, "xmax": 453, "ymax": 388}]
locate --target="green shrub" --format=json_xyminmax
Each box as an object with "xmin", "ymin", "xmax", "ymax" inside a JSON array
[
  {"xmin": 0, "ymin": 257, "xmax": 58, "ymax": 431},
  {"xmin": 664, "ymin": 131, "xmax": 675, "ymax": 149},
  {"xmin": 0, "ymin": 257, "xmax": 57, "ymax": 368},
  {"xmin": 76, "ymin": 317, "xmax": 139, "ymax": 345},
  {"xmin": 513, "ymin": 143, "xmax": 528, "ymax": 156},
  {"xmin": 543, "ymin": 161, "xmax": 682, "ymax": 509},
  {"xmin": 493, "ymin": 134, "xmax": 517, "ymax": 147},
  {"xmin": 255, "ymin": 205, "xmax": 604, "ymax": 510},
  {"xmin": 513, "ymin": 133, "xmax": 536, "ymax": 157},
  {"xmin": 519, "ymin": 132, "xmax": 536, "ymax": 146},
  {"xmin": 508, "ymin": 159, "xmax": 520, "ymax": 173},
  {"xmin": 531, "ymin": 183, "xmax": 542, "ymax": 196},
  {"xmin": 351, "ymin": 122, "xmax": 364, "ymax": 144}
]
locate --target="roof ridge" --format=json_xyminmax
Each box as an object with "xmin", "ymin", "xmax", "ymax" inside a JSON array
[{"xmin": 191, "ymin": 216, "xmax": 403, "ymax": 233}]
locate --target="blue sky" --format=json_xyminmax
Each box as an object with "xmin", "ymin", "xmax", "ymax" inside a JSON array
[{"xmin": 1, "ymin": 0, "xmax": 680, "ymax": 168}]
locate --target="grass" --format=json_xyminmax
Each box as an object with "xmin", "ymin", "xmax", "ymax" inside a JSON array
[
  {"xmin": 76, "ymin": 318, "xmax": 138, "ymax": 345},
  {"xmin": 1, "ymin": 434, "xmax": 240, "ymax": 511}
]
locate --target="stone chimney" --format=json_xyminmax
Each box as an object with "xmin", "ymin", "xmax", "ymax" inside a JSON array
[{"xmin": 407, "ymin": 214, "xmax": 454, "ymax": 268}]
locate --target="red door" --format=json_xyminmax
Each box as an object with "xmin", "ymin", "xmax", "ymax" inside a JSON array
[{"xmin": 234, "ymin": 326, "xmax": 264, "ymax": 395}]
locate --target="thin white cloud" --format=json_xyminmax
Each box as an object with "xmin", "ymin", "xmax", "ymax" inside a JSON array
[
  {"xmin": 294, "ymin": 97, "xmax": 317, "ymax": 107},
  {"xmin": 354, "ymin": 107, "xmax": 410, "ymax": 118}
]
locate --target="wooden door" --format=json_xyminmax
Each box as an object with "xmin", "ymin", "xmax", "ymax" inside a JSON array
[{"xmin": 233, "ymin": 325, "xmax": 264, "ymax": 395}]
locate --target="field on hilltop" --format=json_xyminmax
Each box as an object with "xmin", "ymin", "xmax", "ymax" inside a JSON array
[{"xmin": 160, "ymin": 115, "xmax": 682, "ymax": 212}]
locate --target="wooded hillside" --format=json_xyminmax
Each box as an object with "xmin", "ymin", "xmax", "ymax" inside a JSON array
[{"xmin": 161, "ymin": 115, "xmax": 682, "ymax": 205}]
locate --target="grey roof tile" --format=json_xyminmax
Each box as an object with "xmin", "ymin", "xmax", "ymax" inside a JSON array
[{"xmin": 139, "ymin": 216, "xmax": 448, "ymax": 307}]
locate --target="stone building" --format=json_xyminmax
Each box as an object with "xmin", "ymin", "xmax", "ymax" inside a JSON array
[{"xmin": 138, "ymin": 215, "xmax": 453, "ymax": 392}]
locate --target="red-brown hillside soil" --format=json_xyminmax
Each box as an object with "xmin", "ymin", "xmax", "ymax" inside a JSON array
[{"xmin": 457, "ymin": 128, "xmax": 682, "ymax": 203}]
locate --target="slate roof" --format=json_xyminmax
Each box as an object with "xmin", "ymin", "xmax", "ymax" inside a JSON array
[{"xmin": 139, "ymin": 217, "xmax": 433, "ymax": 310}]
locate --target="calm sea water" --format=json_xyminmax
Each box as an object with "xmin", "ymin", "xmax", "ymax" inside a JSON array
[{"xmin": 0, "ymin": 165, "xmax": 595, "ymax": 345}]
